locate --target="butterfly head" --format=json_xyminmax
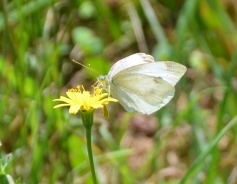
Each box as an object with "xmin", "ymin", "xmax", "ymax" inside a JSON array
[{"xmin": 97, "ymin": 75, "xmax": 111, "ymax": 90}]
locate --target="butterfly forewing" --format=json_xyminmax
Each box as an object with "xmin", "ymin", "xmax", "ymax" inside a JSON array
[
  {"xmin": 108, "ymin": 53, "xmax": 154, "ymax": 77},
  {"xmin": 113, "ymin": 61, "xmax": 186, "ymax": 87}
]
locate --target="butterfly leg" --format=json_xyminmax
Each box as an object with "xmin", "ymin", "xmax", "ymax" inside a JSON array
[{"xmin": 108, "ymin": 85, "xmax": 111, "ymax": 97}]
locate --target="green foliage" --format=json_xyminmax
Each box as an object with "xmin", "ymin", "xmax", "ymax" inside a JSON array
[
  {"xmin": 72, "ymin": 27, "xmax": 104, "ymax": 55},
  {"xmin": 1, "ymin": 0, "xmax": 237, "ymax": 183}
]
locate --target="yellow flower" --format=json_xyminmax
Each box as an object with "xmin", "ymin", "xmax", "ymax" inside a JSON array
[{"xmin": 53, "ymin": 85, "xmax": 118, "ymax": 114}]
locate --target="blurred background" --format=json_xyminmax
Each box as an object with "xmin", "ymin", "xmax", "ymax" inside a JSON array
[{"xmin": 1, "ymin": 0, "xmax": 237, "ymax": 183}]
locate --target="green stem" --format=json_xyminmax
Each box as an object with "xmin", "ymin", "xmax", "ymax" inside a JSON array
[
  {"xmin": 179, "ymin": 115, "xmax": 237, "ymax": 184},
  {"xmin": 80, "ymin": 110, "xmax": 97, "ymax": 184},
  {"xmin": 85, "ymin": 125, "xmax": 97, "ymax": 184}
]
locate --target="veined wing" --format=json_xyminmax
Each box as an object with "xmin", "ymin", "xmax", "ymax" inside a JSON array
[
  {"xmin": 110, "ymin": 86, "xmax": 160, "ymax": 114},
  {"xmin": 108, "ymin": 53, "xmax": 154, "ymax": 77},
  {"xmin": 111, "ymin": 74, "xmax": 175, "ymax": 114},
  {"xmin": 113, "ymin": 61, "xmax": 186, "ymax": 87}
]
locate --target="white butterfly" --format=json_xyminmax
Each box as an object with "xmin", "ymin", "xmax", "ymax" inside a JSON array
[{"xmin": 98, "ymin": 53, "xmax": 186, "ymax": 115}]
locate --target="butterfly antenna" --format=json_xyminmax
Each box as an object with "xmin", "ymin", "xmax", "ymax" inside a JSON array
[{"xmin": 72, "ymin": 59, "xmax": 100, "ymax": 75}]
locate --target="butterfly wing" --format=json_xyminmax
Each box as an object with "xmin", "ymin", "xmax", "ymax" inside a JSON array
[
  {"xmin": 108, "ymin": 53, "xmax": 154, "ymax": 77},
  {"xmin": 114, "ymin": 61, "xmax": 187, "ymax": 87},
  {"xmin": 110, "ymin": 61, "xmax": 186, "ymax": 114},
  {"xmin": 111, "ymin": 74, "xmax": 175, "ymax": 114}
]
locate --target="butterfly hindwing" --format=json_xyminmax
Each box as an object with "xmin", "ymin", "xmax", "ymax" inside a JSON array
[{"xmin": 111, "ymin": 73, "xmax": 175, "ymax": 114}]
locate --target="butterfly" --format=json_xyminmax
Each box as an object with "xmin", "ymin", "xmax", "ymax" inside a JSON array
[{"xmin": 98, "ymin": 53, "xmax": 186, "ymax": 115}]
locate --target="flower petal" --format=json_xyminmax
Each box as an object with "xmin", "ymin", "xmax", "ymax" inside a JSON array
[
  {"xmin": 69, "ymin": 105, "xmax": 81, "ymax": 114},
  {"xmin": 53, "ymin": 85, "xmax": 118, "ymax": 115},
  {"xmin": 53, "ymin": 96, "xmax": 74, "ymax": 104},
  {"xmin": 53, "ymin": 104, "xmax": 71, "ymax": 108}
]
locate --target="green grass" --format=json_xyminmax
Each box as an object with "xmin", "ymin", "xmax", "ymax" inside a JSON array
[{"xmin": 1, "ymin": 0, "xmax": 237, "ymax": 183}]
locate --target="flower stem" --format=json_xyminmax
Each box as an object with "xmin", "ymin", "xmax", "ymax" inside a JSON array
[
  {"xmin": 85, "ymin": 126, "xmax": 97, "ymax": 184},
  {"xmin": 80, "ymin": 110, "xmax": 97, "ymax": 184}
]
